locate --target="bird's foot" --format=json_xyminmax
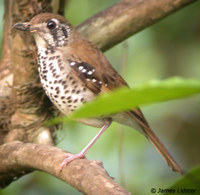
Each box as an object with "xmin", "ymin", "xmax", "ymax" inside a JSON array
[
  {"xmin": 58, "ymin": 152, "xmax": 86, "ymax": 172},
  {"xmin": 57, "ymin": 122, "xmax": 112, "ymax": 173}
]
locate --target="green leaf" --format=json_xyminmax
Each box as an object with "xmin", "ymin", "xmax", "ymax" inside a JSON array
[
  {"xmin": 164, "ymin": 166, "xmax": 200, "ymax": 195},
  {"xmin": 44, "ymin": 115, "xmax": 73, "ymax": 126},
  {"xmin": 71, "ymin": 77, "xmax": 200, "ymax": 119}
]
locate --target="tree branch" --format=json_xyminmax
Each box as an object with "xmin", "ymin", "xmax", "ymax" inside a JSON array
[
  {"xmin": 77, "ymin": 0, "xmax": 197, "ymax": 51},
  {"xmin": 0, "ymin": 141, "xmax": 130, "ymax": 195}
]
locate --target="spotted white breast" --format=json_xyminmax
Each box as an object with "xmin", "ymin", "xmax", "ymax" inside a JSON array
[{"xmin": 37, "ymin": 47, "xmax": 94, "ymax": 114}]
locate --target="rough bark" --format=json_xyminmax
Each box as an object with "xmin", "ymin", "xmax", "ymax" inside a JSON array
[
  {"xmin": 77, "ymin": 0, "xmax": 197, "ymax": 51},
  {"xmin": 0, "ymin": 0, "xmax": 197, "ymax": 193},
  {"xmin": 0, "ymin": 141, "xmax": 130, "ymax": 194}
]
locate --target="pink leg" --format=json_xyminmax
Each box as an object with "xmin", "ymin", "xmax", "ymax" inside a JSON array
[{"xmin": 59, "ymin": 121, "xmax": 112, "ymax": 172}]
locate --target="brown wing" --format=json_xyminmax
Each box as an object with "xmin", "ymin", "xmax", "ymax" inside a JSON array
[
  {"xmin": 64, "ymin": 31, "xmax": 182, "ymax": 174},
  {"xmin": 64, "ymin": 31, "xmax": 128, "ymax": 95}
]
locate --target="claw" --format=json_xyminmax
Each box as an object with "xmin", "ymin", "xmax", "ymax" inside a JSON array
[
  {"xmin": 57, "ymin": 121, "xmax": 111, "ymax": 173},
  {"xmin": 58, "ymin": 152, "xmax": 86, "ymax": 172}
]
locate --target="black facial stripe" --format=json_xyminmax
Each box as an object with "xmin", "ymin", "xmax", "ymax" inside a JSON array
[
  {"xmin": 62, "ymin": 25, "xmax": 68, "ymax": 38},
  {"xmin": 51, "ymin": 28, "xmax": 58, "ymax": 43},
  {"xmin": 47, "ymin": 25, "xmax": 68, "ymax": 47}
]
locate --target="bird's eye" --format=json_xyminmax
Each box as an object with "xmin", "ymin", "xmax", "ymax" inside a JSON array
[{"xmin": 47, "ymin": 20, "xmax": 57, "ymax": 30}]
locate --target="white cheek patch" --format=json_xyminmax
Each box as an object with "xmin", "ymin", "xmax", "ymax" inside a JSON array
[
  {"xmin": 33, "ymin": 23, "xmax": 55, "ymax": 48},
  {"xmin": 34, "ymin": 31, "xmax": 55, "ymax": 48},
  {"xmin": 34, "ymin": 33, "xmax": 47, "ymax": 47},
  {"xmin": 45, "ymin": 33, "xmax": 55, "ymax": 47}
]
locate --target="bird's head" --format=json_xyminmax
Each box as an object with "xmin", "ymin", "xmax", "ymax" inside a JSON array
[{"xmin": 14, "ymin": 13, "xmax": 73, "ymax": 49}]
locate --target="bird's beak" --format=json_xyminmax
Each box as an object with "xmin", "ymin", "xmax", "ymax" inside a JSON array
[{"xmin": 13, "ymin": 22, "xmax": 31, "ymax": 32}]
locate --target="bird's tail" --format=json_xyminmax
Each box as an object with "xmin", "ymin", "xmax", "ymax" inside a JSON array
[{"xmin": 127, "ymin": 110, "xmax": 183, "ymax": 174}]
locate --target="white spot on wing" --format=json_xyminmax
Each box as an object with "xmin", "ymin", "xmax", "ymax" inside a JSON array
[
  {"xmin": 70, "ymin": 61, "xmax": 76, "ymax": 66},
  {"xmin": 82, "ymin": 69, "xmax": 86, "ymax": 73},
  {"xmin": 78, "ymin": 66, "xmax": 83, "ymax": 70},
  {"xmin": 87, "ymin": 71, "xmax": 93, "ymax": 75}
]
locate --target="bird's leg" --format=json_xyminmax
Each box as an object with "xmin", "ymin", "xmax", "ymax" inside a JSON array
[{"xmin": 59, "ymin": 121, "xmax": 112, "ymax": 171}]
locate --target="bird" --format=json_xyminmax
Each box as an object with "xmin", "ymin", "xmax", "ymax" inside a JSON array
[{"xmin": 14, "ymin": 13, "xmax": 182, "ymax": 174}]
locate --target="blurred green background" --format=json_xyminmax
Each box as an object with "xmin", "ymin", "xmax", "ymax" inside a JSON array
[{"xmin": 1, "ymin": 0, "xmax": 200, "ymax": 194}]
